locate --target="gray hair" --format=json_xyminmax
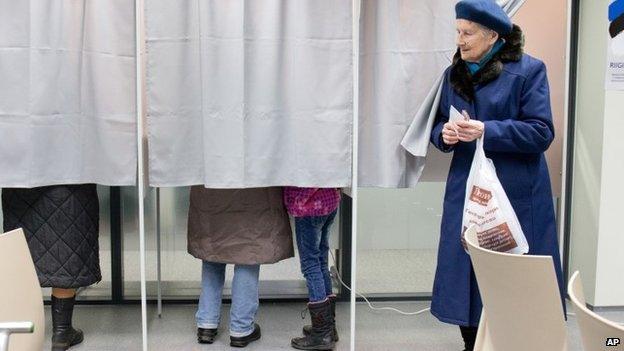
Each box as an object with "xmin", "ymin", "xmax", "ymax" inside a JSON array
[{"xmin": 474, "ymin": 22, "xmax": 498, "ymax": 39}]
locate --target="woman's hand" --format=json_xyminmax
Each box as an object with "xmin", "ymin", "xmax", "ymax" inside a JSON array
[
  {"xmin": 442, "ymin": 122, "xmax": 460, "ymax": 146},
  {"xmin": 456, "ymin": 119, "xmax": 484, "ymax": 142}
]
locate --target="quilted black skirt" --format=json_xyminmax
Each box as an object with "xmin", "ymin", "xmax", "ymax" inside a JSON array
[{"xmin": 1, "ymin": 184, "xmax": 102, "ymax": 288}]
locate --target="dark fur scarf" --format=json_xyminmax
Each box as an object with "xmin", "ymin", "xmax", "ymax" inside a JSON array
[{"xmin": 450, "ymin": 24, "xmax": 525, "ymax": 102}]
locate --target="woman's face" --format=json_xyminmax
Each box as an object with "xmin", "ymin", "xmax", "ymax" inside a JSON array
[{"xmin": 456, "ymin": 19, "xmax": 499, "ymax": 63}]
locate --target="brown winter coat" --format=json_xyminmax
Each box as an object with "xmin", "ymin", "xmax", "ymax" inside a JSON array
[{"xmin": 187, "ymin": 186, "xmax": 294, "ymax": 265}]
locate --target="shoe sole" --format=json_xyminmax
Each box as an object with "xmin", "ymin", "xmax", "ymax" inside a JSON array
[
  {"xmin": 70, "ymin": 333, "xmax": 84, "ymax": 347},
  {"xmin": 290, "ymin": 341, "xmax": 335, "ymax": 351},
  {"xmin": 302, "ymin": 329, "xmax": 339, "ymax": 342},
  {"xmin": 198, "ymin": 337, "xmax": 216, "ymax": 344},
  {"xmin": 230, "ymin": 332, "xmax": 261, "ymax": 348},
  {"xmin": 51, "ymin": 333, "xmax": 84, "ymax": 351}
]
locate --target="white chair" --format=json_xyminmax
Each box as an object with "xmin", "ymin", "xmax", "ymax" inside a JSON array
[
  {"xmin": 0, "ymin": 229, "xmax": 45, "ymax": 351},
  {"xmin": 464, "ymin": 226, "xmax": 567, "ymax": 351},
  {"xmin": 568, "ymin": 271, "xmax": 624, "ymax": 351}
]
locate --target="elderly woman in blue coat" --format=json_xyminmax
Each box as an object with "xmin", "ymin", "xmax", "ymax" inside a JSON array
[{"xmin": 430, "ymin": 1, "xmax": 565, "ymax": 350}]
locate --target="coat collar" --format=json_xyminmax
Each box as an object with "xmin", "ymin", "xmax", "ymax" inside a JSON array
[{"xmin": 450, "ymin": 24, "xmax": 524, "ymax": 102}]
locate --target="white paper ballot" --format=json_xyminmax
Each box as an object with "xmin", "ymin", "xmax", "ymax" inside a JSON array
[
  {"xmin": 449, "ymin": 105, "xmax": 468, "ymax": 135},
  {"xmin": 450, "ymin": 105, "xmax": 467, "ymax": 122}
]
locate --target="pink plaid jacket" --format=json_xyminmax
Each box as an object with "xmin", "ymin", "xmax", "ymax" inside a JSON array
[{"xmin": 283, "ymin": 187, "xmax": 341, "ymax": 217}]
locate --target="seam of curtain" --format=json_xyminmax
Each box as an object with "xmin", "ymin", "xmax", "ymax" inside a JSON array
[
  {"xmin": 242, "ymin": 0, "xmax": 247, "ymax": 186},
  {"xmin": 197, "ymin": 0, "xmax": 207, "ymax": 187},
  {"xmin": 77, "ymin": 0, "xmax": 88, "ymax": 183},
  {"xmin": 145, "ymin": 0, "xmax": 153, "ymax": 187},
  {"xmin": 26, "ymin": 0, "xmax": 34, "ymax": 185}
]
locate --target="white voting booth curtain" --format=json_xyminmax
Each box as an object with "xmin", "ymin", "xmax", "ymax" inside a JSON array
[
  {"xmin": 146, "ymin": 0, "xmax": 353, "ymax": 188},
  {"xmin": 0, "ymin": 0, "xmax": 137, "ymax": 187},
  {"xmin": 358, "ymin": 0, "xmax": 456, "ymax": 188},
  {"xmin": 361, "ymin": 0, "xmax": 528, "ymax": 188}
]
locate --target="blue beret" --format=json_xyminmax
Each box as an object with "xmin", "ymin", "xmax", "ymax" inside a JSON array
[{"xmin": 456, "ymin": 0, "xmax": 512, "ymax": 36}]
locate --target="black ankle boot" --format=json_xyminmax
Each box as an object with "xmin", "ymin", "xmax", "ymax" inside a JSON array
[
  {"xmin": 302, "ymin": 296, "xmax": 338, "ymax": 342},
  {"xmin": 459, "ymin": 326, "xmax": 478, "ymax": 351},
  {"xmin": 291, "ymin": 299, "xmax": 335, "ymax": 350},
  {"xmin": 51, "ymin": 296, "xmax": 84, "ymax": 351}
]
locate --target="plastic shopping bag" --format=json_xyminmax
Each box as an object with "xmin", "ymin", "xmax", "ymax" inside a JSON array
[{"xmin": 462, "ymin": 134, "xmax": 529, "ymax": 254}]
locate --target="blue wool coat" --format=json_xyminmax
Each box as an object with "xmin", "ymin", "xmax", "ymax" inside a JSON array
[{"xmin": 429, "ymin": 25, "xmax": 565, "ymax": 327}]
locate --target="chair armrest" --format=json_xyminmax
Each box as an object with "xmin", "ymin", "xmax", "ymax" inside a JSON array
[{"xmin": 0, "ymin": 322, "xmax": 34, "ymax": 334}]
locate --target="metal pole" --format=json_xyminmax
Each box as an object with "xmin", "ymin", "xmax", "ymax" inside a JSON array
[
  {"xmin": 0, "ymin": 332, "xmax": 8, "ymax": 351},
  {"xmin": 135, "ymin": 0, "xmax": 148, "ymax": 349},
  {"xmin": 156, "ymin": 188, "xmax": 162, "ymax": 317},
  {"xmin": 110, "ymin": 187, "xmax": 124, "ymax": 304},
  {"xmin": 350, "ymin": 1, "xmax": 361, "ymax": 350},
  {"xmin": 562, "ymin": 0, "xmax": 581, "ymax": 288},
  {"xmin": 338, "ymin": 196, "xmax": 353, "ymax": 301}
]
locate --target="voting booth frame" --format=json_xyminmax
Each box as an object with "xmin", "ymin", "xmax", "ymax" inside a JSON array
[
  {"xmin": 91, "ymin": 188, "xmax": 356, "ymax": 305},
  {"xmin": 3, "ymin": 0, "xmax": 601, "ymax": 350},
  {"xmin": 74, "ymin": 0, "xmax": 582, "ymax": 305}
]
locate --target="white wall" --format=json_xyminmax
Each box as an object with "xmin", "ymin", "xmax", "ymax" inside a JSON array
[
  {"xmin": 568, "ymin": 0, "xmax": 606, "ymax": 305},
  {"xmin": 594, "ymin": 90, "xmax": 624, "ymax": 306},
  {"xmin": 569, "ymin": 0, "xmax": 624, "ymax": 307}
]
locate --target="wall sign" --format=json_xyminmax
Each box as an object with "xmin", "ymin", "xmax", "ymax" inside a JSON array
[{"xmin": 607, "ymin": 0, "xmax": 624, "ymax": 90}]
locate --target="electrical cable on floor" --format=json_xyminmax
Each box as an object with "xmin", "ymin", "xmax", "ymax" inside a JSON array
[{"xmin": 329, "ymin": 251, "xmax": 431, "ymax": 316}]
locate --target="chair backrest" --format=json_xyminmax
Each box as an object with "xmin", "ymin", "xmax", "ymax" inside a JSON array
[
  {"xmin": 568, "ymin": 271, "xmax": 624, "ymax": 351},
  {"xmin": 0, "ymin": 229, "xmax": 44, "ymax": 351},
  {"xmin": 465, "ymin": 226, "xmax": 567, "ymax": 351}
]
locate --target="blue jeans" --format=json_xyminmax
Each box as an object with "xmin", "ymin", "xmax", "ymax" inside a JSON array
[
  {"xmin": 195, "ymin": 261, "xmax": 260, "ymax": 337},
  {"xmin": 294, "ymin": 210, "xmax": 337, "ymax": 302}
]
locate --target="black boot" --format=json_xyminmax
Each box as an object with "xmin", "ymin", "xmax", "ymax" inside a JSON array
[
  {"xmin": 302, "ymin": 295, "xmax": 338, "ymax": 341},
  {"xmin": 51, "ymin": 296, "xmax": 84, "ymax": 351},
  {"xmin": 197, "ymin": 327, "xmax": 218, "ymax": 344},
  {"xmin": 459, "ymin": 326, "xmax": 478, "ymax": 351},
  {"xmin": 291, "ymin": 299, "xmax": 335, "ymax": 350}
]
